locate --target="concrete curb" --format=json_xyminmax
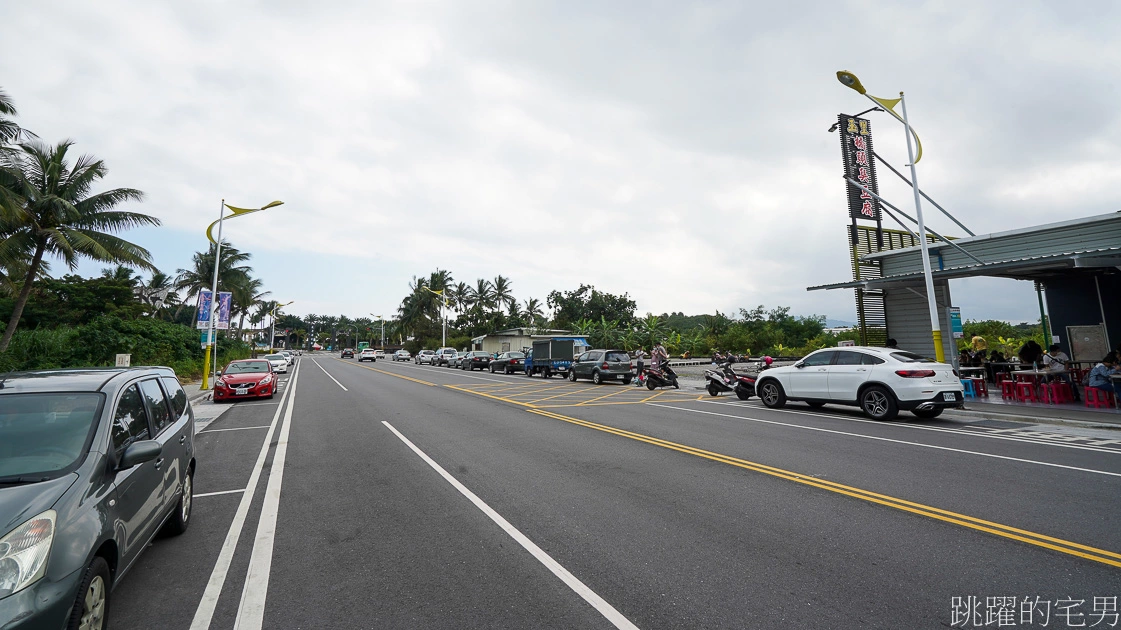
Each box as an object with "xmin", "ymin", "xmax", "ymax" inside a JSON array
[{"xmin": 943, "ymin": 407, "xmax": 1121, "ymax": 430}]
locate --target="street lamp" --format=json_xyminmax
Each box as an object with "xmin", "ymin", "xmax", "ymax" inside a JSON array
[
  {"xmin": 201, "ymin": 199, "xmax": 284, "ymax": 390},
  {"xmin": 371, "ymin": 314, "xmax": 386, "ymax": 349},
  {"xmin": 422, "ymin": 287, "xmax": 449, "ymax": 347},
  {"xmin": 836, "ymin": 70, "xmax": 944, "ymax": 362}
]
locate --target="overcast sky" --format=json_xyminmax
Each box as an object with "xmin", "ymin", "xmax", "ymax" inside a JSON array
[{"xmin": 4, "ymin": 0, "xmax": 1118, "ymax": 324}]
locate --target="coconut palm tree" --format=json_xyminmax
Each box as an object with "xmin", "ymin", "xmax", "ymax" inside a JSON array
[
  {"xmin": 0, "ymin": 139, "xmax": 157, "ymax": 351},
  {"xmin": 523, "ymin": 297, "xmax": 545, "ymax": 327},
  {"xmin": 469, "ymin": 278, "xmax": 495, "ymax": 311},
  {"xmin": 172, "ymin": 241, "xmax": 253, "ymax": 322},
  {"xmin": 229, "ymin": 276, "xmax": 270, "ymax": 340},
  {"xmin": 0, "ymin": 87, "xmax": 34, "ymax": 146},
  {"xmin": 492, "ymin": 275, "xmax": 514, "ymax": 310}
]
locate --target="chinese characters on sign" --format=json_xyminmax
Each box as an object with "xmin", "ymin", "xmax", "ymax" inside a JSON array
[
  {"xmin": 195, "ymin": 290, "xmax": 212, "ymax": 330},
  {"xmin": 950, "ymin": 595, "xmax": 1119, "ymax": 628},
  {"xmin": 838, "ymin": 114, "xmax": 882, "ymax": 222}
]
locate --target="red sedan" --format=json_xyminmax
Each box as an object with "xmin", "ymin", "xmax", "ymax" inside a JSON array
[{"xmin": 214, "ymin": 359, "xmax": 277, "ymax": 401}]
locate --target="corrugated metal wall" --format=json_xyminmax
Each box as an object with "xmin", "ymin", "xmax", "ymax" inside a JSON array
[
  {"xmin": 883, "ymin": 281, "xmax": 957, "ymax": 363},
  {"xmin": 877, "ymin": 214, "xmax": 1121, "ymax": 277}
]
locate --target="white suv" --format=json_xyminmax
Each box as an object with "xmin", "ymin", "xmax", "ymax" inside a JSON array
[
  {"xmin": 434, "ymin": 347, "xmax": 458, "ymax": 367},
  {"xmin": 753, "ymin": 347, "xmax": 962, "ymax": 420}
]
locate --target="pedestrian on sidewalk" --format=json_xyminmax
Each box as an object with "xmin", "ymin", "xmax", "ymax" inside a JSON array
[{"xmin": 633, "ymin": 347, "xmax": 647, "ymax": 386}]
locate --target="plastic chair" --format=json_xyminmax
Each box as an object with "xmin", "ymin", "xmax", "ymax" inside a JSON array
[
  {"xmin": 995, "ymin": 372, "xmax": 1008, "ymax": 386},
  {"xmin": 1085, "ymin": 387, "xmax": 1117, "ymax": 409},
  {"xmin": 970, "ymin": 377, "xmax": 988, "ymax": 397},
  {"xmin": 1015, "ymin": 381, "xmax": 1038, "ymax": 403},
  {"xmin": 1041, "ymin": 382, "xmax": 1072, "ymax": 405},
  {"xmin": 960, "ymin": 379, "xmax": 975, "ymax": 398},
  {"xmin": 1000, "ymin": 380, "xmax": 1017, "ymax": 400}
]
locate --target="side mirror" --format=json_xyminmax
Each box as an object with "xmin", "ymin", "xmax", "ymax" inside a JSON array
[
  {"xmin": 118, "ymin": 440, "xmax": 163, "ymax": 470},
  {"xmin": 794, "ymin": 362, "xmax": 805, "ymax": 369}
]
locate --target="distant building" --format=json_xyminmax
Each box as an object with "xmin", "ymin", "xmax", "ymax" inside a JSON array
[{"xmin": 470, "ymin": 328, "xmax": 590, "ymax": 355}]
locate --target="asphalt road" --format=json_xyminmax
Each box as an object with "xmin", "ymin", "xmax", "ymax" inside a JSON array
[{"xmin": 110, "ymin": 354, "xmax": 1121, "ymax": 629}]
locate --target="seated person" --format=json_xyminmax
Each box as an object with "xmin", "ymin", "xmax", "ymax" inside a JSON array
[
  {"xmin": 1042, "ymin": 344, "xmax": 1079, "ymax": 401},
  {"xmin": 970, "ymin": 350, "xmax": 986, "ymax": 367},
  {"xmin": 1085, "ymin": 353, "xmax": 1120, "ymax": 398}
]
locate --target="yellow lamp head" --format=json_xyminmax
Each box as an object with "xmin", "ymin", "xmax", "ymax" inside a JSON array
[{"xmin": 836, "ymin": 70, "xmax": 867, "ymax": 95}]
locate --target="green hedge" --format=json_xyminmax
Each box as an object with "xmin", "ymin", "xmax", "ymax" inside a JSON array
[{"xmin": 0, "ymin": 315, "xmax": 251, "ymax": 381}]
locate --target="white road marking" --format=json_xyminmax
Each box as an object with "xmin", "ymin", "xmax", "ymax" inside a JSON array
[
  {"xmin": 649, "ymin": 403, "xmax": 1121, "ymax": 478},
  {"xmin": 198, "ymin": 425, "xmax": 272, "ymax": 434},
  {"xmin": 190, "ymin": 362, "xmax": 298, "ymax": 630},
  {"xmin": 234, "ymin": 361, "xmax": 301, "ymax": 628},
  {"xmin": 310, "ymin": 358, "xmax": 349, "ymax": 390},
  {"xmin": 698, "ymin": 399, "xmax": 1121, "ymax": 454},
  {"xmin": 382, "ymin": 421, "xmax": 640, "ymax": 630},
  {"xmin": 194, "ymin": 489, "xmax": 246, "ymax": 498}
]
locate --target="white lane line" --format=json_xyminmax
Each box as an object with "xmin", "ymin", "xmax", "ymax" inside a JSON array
[
  {"xmin": 382, "ymin": 421, "xmax": 640, "ymax": 630},
  {"xmin": 697, "ymin": 399, "xmax": 1121, "ymax": 454},
  {"xmin": 190, "ymin": 362, "xmax": 298, "ymax": 630},
  {"xmin": 648, "ymin": 403, "xmax": 1121, "ymax": 478},
  {"xmin": 198, "ymin": 425, "xmax": 271, "ymax": 434},
  {"xmin": 194, "ymin": 489, "xmax": 246, "ymax": 498},
  {"xmin": 310, "ymin": 358, "xmax": 349, "ymax": 391},
  {"xmin": 234, "ymin": 360, "xmax": 301, "ymax": 628}
]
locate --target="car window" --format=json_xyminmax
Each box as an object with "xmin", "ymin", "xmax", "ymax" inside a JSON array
[
  {"xmin": 861, "ymin": 354, "xmax": 886, "ymax": 365},
  {"xmin": 588, "ymin": 351, "xmax": 603, "ymax": 362},
  {"xmin": 161, "ymin": 377, "xmax": 188, "ymax": 419},
  {"xmin": 509, "ymin": 352, "xmax": 525, "ymax": 359},
  {"xmin": 265, "ymin": 354, "xmax": 284, "ymax": 361},
  {"xmin": 833, "ymin": 351, "xmax": 865, "ymax": 366},
  {"xmin": 139, "ymin": 379, "xmax": 172, "ymax": 434},
  {"xmin": 801, "ymin": 351, "xmax": 835, "ymax": 367},
  {"xmin": 891, "ymin": 351, "xmax": 935, "ymax": 363},
  {"xmin": 605, "ymin": 351, "xmax": 629, "ymax": 362},
  {"xmin": 226, "ymin": 361, "xmax": 270, "ymax": 374},
  {"xmin": 0, "ymin": 392, "xmax": 103, "ymax": 479},
  {"xmin": 112, "ymin": 384, "xmax": 151, "ymax": 453}
]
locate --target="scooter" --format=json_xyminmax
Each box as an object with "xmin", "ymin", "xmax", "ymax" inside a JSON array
[
  {"xmin": 644, "ymin": 362, "xmax": 680, "ymax": 390},
  {"xmin": 704, "ymin": 361, "xmax": 757, "ymax": 400}
]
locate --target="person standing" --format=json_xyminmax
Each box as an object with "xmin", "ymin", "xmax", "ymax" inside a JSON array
[
  {"xmin": 634, "ymin": 347, "xmax": 647, "ymax": 387},
  {"xmin": 651, "ymin": 341, "xmax": 668, "ymax": 371}
]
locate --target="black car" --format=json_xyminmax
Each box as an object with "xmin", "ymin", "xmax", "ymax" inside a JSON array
[
  {"xmin": 341, "ymin": 348, "xmax": 354, "ymax": 358},
  {"xmin": 489, "ymin": 351, "xmax": 526, "ymax": 374},
  {"xmin": 460, "ymin": 351, "xmax": 492, "ymax": 371},
  {"xmin": 0, "ymin": 367, "xmax": 196, "ymax": 629},
  {"xmin": 570, "ymin": 349, "xmax": 634, "ymax": 384}
]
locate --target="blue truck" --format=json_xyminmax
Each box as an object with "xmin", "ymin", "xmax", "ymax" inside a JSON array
[{"xmin": 525, "ymin": 337, "xmax": 589, "ymax": 378}]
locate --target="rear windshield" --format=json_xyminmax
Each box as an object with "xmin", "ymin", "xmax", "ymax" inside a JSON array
[
  {"xmin": 265, "ymin": 354, "xmax": 284, "ymax": 361},
  {"xmin": 0, "ymin": 393, "xmax": 103, "ymax": 480},
  {"xmin": 508, "ymin": 352, "xmax": 525, "ymax": 358},
  {"xmin": 605, "ymin": 352, "xmax": 630, "ymax": 362},
  {"xmin": 891, "ymin": 351, "xmax": 935, "ymax": 363},
  {"xmin": 226, "ymin": 361, "xmax": 270, "ymax": 374}
]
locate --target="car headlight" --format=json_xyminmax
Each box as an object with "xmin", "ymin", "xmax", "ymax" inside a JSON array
[
  {"xmin": 0, "ymin": 510, "xmax": 56, "ymax": 599},
  {"xmin": 260, "ymin": 374, "xmax": 273, "ymax": 385},
  {"xmin": 215, "ymin": 378, "xmax": 227, "ymax": 387}
]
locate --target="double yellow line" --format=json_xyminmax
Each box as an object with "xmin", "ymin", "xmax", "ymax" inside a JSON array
[{"xmin": 528, "ymin": 408, "xmax": 1121, "ymax": 568}]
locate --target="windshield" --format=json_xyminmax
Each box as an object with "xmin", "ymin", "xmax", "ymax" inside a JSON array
[
  {"xmin": 0, "ymin": 393, "xmax": 103, "ymax": 480},
  {"xmin": 265, "ymin": 354, "xmax": 284, "ymax": 361},
  {"xmin": 508, "ymin": 352, "xmax": 525, "ymax": 359},
  {"xmin": 226, "ymin": 361, "xmax": 270, "ymax": 374},
  {"xmin": 891, "ymin": 351, "xmax": 936, "ymax": 363}
]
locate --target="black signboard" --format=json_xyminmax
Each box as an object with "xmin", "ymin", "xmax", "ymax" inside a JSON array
[{"xmin": 839, "ymin": 114, "xmax": 881, "ymax": 222}]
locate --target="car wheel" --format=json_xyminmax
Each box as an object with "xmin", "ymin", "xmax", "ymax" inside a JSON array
[
  {"xmin": 592, "ymin": 371, "xmax": 602, "ymax": 385},
  {"xmin": 735, "ymin": 389, "xmax": 752, "ymax": 401},
  {"xmin": 569, "ymin": 370, "xmax": 577, "ymax": 382},
  {"xmin": 707, "ymin": 382, "xmax": 720, "ymax": 397},
  {"xmin": 505, "ymin": 367, "xmax": 512, "ymax": 375},
  {"xmin": 911, "ymin": 407, "xmax": 943, "ymax": 419},
  {"xmin": 544, "ymin": 369, "xmax": 552, "ymax": 378},
  {"xmin": 67, "ymin": 556, "xmax": 110, "ymax": 630},
  {"xmin": 622, "ymin": 376, "xmax": 632, "ymax": 385},
  {"xmin": 860, "ymin": 386, "xmax": 898, "ymax": 421},
  {"xmin": 807, "ymin": 402, "xmax": 826, "ymax": 408},
  {"xmin": 646, "ymin": 379, "xmax": 657, "ymax": 390},
  {"xmin": 163, "ymin": 466, "xmax": 193, "ymax": 536},
  {"xmin": 759, "ymin": 380, "xmax": 786, "ymax": 409}
]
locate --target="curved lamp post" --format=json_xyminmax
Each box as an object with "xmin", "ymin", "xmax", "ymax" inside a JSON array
[
  {"xmin": 201, "ymin": 199, "xmax": 284, "ymax": 390},
  {"xmin": 836, "ymin": 70, "xmax": 944, "ymax": 363},
  {"xmin": 371, "ymin": 314, "xmax": 386, "ymax": 349}
]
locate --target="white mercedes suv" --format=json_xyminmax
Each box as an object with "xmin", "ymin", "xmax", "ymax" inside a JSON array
[{"xmin": 753, "ymin": 347, "xmax": 963, "ymax": 420}]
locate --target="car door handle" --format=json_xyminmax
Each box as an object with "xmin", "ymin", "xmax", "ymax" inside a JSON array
[
  {"xmin": 154, "ymin": 458, "xmax": 164, "ymax": 470},
  {"xmin": 179, "ymin": 435, "xmax": 187, "ymax": 445}
]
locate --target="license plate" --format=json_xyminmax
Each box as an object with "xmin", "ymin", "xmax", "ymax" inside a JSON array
[
  {"xmin": 236, "ymin": 388, "xmax": 249, "ymax": 395},
  {"xmin": 943, "ymin": 392, "xmax": 956, "ymax": 401}
]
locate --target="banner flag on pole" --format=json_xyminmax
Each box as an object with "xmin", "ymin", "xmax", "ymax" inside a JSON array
[
  {"xmin": 196, "ymin": 290, "xmax": 213, "ymax": 329},
  {"xmin": 216, "ymin": 292, "xmax": 232, "ymax": 330}
]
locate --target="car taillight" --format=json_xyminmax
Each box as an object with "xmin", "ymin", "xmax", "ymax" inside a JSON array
[
  {"xmin": 895, "ymin": 369, "xmax": 936, "ymax": 378},
  {"xmin": 602, "ymin": 362, "xmax": 609, "ymax": 369}
]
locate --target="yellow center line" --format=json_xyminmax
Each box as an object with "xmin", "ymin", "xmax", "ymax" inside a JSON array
[
  {"xmin": 333, "ymin": 358, "xmax": 436, "ymax": 386},
  {"xmin": 444, "ymin": 384, "xmax": 523, "ymax": 405},
  {"xmin": 527, "ymin": 408, "xmax": 1121, "ymax": 568},
  {"xmin": 574, "ymin": 386, "xmax": 639, "ymax": 406}
]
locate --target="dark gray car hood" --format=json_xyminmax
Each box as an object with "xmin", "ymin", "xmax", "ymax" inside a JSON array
[{"xmin": 0, "ymin": 474, "xmax": 78, "ymax": 536}]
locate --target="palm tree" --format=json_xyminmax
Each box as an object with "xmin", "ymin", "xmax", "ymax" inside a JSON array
[
  {"xmin": 173, "ymin": 241, "xmax": 253, "ymax": 322},
  {"xmin": 100, "ymin": 264, "xmax": 139, "ymax": 284},
  {"xmin": 0, "ymin": 139, "xmax": 157, "ymax": 351},
  {"xmin": 0, "ymin": 87, "xmax": 34, "ymax": 146},
  {"xmin": 492, "ymin": 275, "xmax": 514, "ymax": 310},
  {"xmin": 523, "ymin": 298, "xmax": 545, "ymax": 327},
  {"xmin": 469, "ymin": 278, "xmax": 495, "ymax": 311},
  {"xmin": 136, "ymin": 270, "xmax": 178, "ymax": 317},
  {"xmin": 229, "ymin": 276, "xmax": 270, "ymax": 339}
]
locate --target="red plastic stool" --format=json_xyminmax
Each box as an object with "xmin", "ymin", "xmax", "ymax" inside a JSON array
[
  {"xmin": 995, "ymin": 372, "xmax": 1008, "ymax": 386},
  {"xmin": 1015, "ymin": 381, "xmax": 1038, "ymax": 403},
  {"xmin": 1041, "ymin": 382, "xmax": 1072, "ymax": 404},
  {"xmin": 970, "ymin": 377, "xmax": 988, "ymax": 397},
  {"xmin": 1085, "ymin": 388, "xmax": 1117, "ymax": 409},
  {"xmin": 1000, "ymin": 380, "xmax": 1017, "ymax": 400}
]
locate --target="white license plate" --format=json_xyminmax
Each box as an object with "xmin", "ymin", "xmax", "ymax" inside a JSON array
[
  {"xmin": 236, "ymin": 388, "xmax": 249, "ymax": 395},
  {"xmin": 942, "ymin": 392, "xmax": 956, "ymax": 401}
]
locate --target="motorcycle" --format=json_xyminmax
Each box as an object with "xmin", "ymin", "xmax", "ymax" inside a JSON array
[
  {"xmin": 704, "ymin": 361, "xmax": 757, "ymax": 400},
  {"xmin": 643, "ymin": 362, "xmax": 680, "ymax": 390}
]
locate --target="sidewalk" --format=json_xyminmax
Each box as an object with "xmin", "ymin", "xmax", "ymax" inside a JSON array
[
  {"xmin": 183, "ymin": 381, "xmax": 211, "ymax": 403},
  {"xmin": 945, "ymin": 397, "xmax": 1121, "ymax": 429}
]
